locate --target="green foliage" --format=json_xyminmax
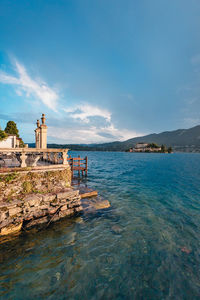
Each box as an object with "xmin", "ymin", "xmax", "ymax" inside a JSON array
[
  {"xmin": 0, "ymin": 129, "xmax": 8, "ymax": 141},
  {"xmin": 19, "ymin": 139, "xmax": 25, "ymax": 148},
  {"xmin": 22, "ymin": 181, "xmax": 33, "ymax": 193},
  {"xmin": 2, "ymin": 172, "xmax": 18, "ymax": 183},
  {"xmin": 147, "ymin": 143, "xmax": 160, "ymax": 148},
  {"xmin": 168, "ymin": 146, "xmax": 173, "ymax": 153},
  {"xmin": 161, "ymin": 144, "xmax": 167, "ymax": 153},
  {"xmin": 5, "ymin": 121, "xmax": 19, "ymax": 137}
]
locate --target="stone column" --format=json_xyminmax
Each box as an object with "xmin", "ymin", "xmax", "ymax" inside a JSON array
[
  {"xmin": 35, "ymin": 120, "xmax": 41, "ymax": 148},
  {"xmin": 40, "ymin": 114, "xmax": 47, "ymax": 149}
]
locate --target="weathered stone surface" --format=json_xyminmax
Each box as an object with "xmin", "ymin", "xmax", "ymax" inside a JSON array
[
  {"xmin": 0, "ymin": 211, "xmax": 8, "ymax": 223},
  {"xmin": 0, "ymin": 222, "xmax": 22, "ymax": 236},
  {"xmin": 68, "ymin": 200, "xmax": 81, "ymax": 209},
  {"xmin": 59, "ymin": 209, "xmax": 74, "ymax": 218},
  {"xmin": 9, "ymin": 207, "xmax": 22, "ymax": 217},
  {"xmin": 61, "ymin": 205, "xmax": 68, "ymax": 211},
  {"xmin": 82, "ymin": 198, "xmax": 111, "ymax": 212},
  {"xmin": 0, "ymin": 181, "xmax": 83, "ymax": 236},
  {"xmin": 74, "ymin": 206, "xmax": 83, "ymax": 213},
  {"xmin": 25, "ymin": 216, "xmax": 49, "ymax": 228},
  {"xmin": 42, "ymin": 194, "xmax": 56, "ymax": 202},
  {"xmin": 80, "ymin": 191, "xmax": 98, "ymax": 199},
  {"xmin": 40, "ymin": 205, "xmax": 50, "ymax": 210},
  {"xmin": 0, "ymin": 167, "xmax": 71, "ymax": 201},
  {"xmin": 24, "ymin": 195, "xmax": 42, "ymax": 207},
  {"xmin": 56, "ymin": 189, "xmax": 74, "ymax": 200},
  {"xmin": 49, "ymin": 207, "xmax": 58, "ymax": 214},
  {"xmin": 0, "ymin": 219, "xmax": 12, "ymax": 230}
]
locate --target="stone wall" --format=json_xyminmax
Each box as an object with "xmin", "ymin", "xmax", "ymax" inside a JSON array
[
  {"xmin": 0, "ymin": 188, "xmax": 82, "ymax": 236},
  {"xmin": 0, "ymin": 166, "xmax": 72, "ymax": 201},
  {"xmin": 0, "ymin": 167, "xmax": 83, "ymax": 236}
]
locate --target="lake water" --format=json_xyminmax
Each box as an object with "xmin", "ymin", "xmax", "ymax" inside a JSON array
[{"xmin": 1, "ymin": 152, "xmax": 200, "ymax": 299}]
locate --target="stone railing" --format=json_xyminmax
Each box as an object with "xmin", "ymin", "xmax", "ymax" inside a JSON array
[{"xmin": 0, "ymin": 148, "xmax": 69, "ymax": 168}]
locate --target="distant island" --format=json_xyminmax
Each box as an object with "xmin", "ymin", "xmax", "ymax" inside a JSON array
[
  {"xmin": 126, "ymin": 143, "xmax": 172, "ymax": 153},
  {"xmin": 28, "ymin": 124, "xmax": 200, "ymax": 152}
]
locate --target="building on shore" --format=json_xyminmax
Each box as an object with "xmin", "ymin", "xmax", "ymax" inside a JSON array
[
  {"xmin": 128, "ymin": 142, "xmax": 162, "ymax": 153},
  {"xmin": 0, "ymin": 134, "xmax": 21, "ymax": 149}
]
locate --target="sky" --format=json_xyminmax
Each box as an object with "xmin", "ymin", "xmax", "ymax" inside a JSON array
[{"xmin": 0, "ymin": 0, "xmax": 200, "ymax": 144}]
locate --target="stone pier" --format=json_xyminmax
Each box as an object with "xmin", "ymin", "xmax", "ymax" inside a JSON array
[{"xmin": 0, "ymin": 166, "xmax": 83, "ymax": 236}]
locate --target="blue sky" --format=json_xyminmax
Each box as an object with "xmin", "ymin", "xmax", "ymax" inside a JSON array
[{"xmin": 0, "ymin": 0, "xmax": 200, "ymax": 143}]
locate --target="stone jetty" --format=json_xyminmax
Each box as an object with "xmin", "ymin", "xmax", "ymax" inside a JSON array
[{"xmin": 0, "ymin": 166, "xmax": 82, "ymax": 236}]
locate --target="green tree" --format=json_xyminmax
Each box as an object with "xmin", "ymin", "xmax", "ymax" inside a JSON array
[
  {"xmin": 161, "ymin": 144, "xmax": 167, "ymax": 153},
  {"xmin": 168, "ymin": 146, "xmax": 173, "ymax": 153},
  {"xmin": 0, "ymin": 129, "xmax": 7, "ymax": 141},
  {"xmin": 148, "ymin": 143, "xmax": 159, "ymax": 148},
  {"xmin": 5, "ymin": 121, "xmax": 19, "ymax": 137}
]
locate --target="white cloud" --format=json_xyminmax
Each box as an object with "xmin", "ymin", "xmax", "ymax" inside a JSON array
[
  {"xmin": 0, "ymin": 60, "xmax": 59, "ymax": 111},
  {"xmin": 60, "ymin": 103, "xmax": 141, "ymax": 143},
  {"xmin": 183, "ymin": 117, "xmax": 200, "ymax": 127},
  {"xmin": 48, "ymin": 123, "xmax": 142, "ymax": 144},
  {"xmin": 0, "ymin": 58, "xmax": 142, "ymax": 144},
  {"xmin": 64, "ymin": 103, "xmax": 111, "ymax": 123}
]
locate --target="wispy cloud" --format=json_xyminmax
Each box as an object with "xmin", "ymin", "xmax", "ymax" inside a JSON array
[
  {"xmin": 0, "ymin": 58, "xmax": 142, "ymax": 143},
  {"xmin": 0, "ymin": 60, "xmax": 59, "ymax": 111},
  {"xmin": 48, "ymin": 124, "xmax": 141, "ymax": 144},
  {"xmin": 64, "ymin": 103, "xmax": 111, "ymax": 123}
]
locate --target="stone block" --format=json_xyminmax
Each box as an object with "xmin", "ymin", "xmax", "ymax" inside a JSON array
[
  {"xmin": 9, "ymin": 207, "xmax": 22, "ymax": 217},
  {"xmin": 0, "ymin": 222, "xmax": 23, "ymax": 236},
  {"xmin": 59, "ymin": 209, "xmax": 74, "ymax": 218},
  {"xmin": 50, "ymin": 201, "xmax": 58, "ymax": 207},
  {"xmin": 42, "ymin": 194, "xmax": 56, "ymax": 202},
  {"xmin": 68, "ymin": 201, "xmax": 81, "ymax": 209},
  {"xmin": 49, "ymin": 207, "xmax": 58, "ymax": 214},
  {"xmin": 60, "ymin": 205, "xmax": 68, "ymax": 211},
  {"xmin": 40, "ymin": 205, "xmax": 50, "ymax": 210},
  {"xmin": 74, "ymin": 206, "xmax": 83, "ymax": 213},
  {"xmin": 25, "ymin": 216, "xmax": 49, "ymax": 229},
  {"xmin": 0, "ymin": 211, "xmax": 9, "ymax": 223},
  {"xmin": 24, "ymin": 195, "xmax": 42, "ymax": 207}
]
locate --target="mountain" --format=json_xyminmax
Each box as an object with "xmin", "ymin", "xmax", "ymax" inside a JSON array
[
  {"xmin": 28, "ymin": 125, "xmax": 200, "ymax": 152},
  {"xmin": 91, "ymin": 125, "xmax": 200, "ymax": 152}
]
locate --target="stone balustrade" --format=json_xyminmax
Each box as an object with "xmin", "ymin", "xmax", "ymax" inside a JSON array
[{"xmin": 0, "ymin": 148, "xmax": 69, "ymax": 168}]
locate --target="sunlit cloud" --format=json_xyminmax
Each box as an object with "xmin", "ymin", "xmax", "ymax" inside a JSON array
[
  {"xmin": 0, "ymin": 58, "xmax": 142, "ymax": 143},
  {"xmin": 63, "ymin": 103, "xmax": 111, "ymax": 123},
  {"xmin": 0, "ymin": 60, "xmax": 59, "ymax": 111},
  {"xmin": 48, "ymin": 124, "xmax": 142, "ymax": 144}
]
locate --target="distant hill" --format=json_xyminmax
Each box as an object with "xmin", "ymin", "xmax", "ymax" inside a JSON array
[{"xmin": 28, "ymin": 125, "xmax": 200, "ymax": 152}]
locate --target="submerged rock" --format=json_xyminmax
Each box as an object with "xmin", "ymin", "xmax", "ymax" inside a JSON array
[
  {"xmin": 181, "ymin": 246, "xmax": 191, "ymax": 254},
  {"xmin": 82, "ymin": 197, "xmax": 111, "ymax": 212},
  {"xmin": 111, "ymin": 225, "xmax": 123, "ymax": 234},
  {"xmin": 55, "ymin": 272, "xmax": 60, "ymax": 281}
]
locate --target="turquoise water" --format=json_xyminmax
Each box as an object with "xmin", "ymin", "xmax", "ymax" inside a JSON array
[{"xmin": 1, "ymin": 152, "xmax": 200, "ymax": 299}]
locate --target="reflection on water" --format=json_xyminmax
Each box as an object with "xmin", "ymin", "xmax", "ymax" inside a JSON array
[{"xmin": 1, "ymin": 152, "xmax": 200, "ymax": 299}]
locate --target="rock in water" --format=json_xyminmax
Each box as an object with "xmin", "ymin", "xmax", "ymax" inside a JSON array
[
  {"xmin": 111, "ymin": 225, "xmax": 123, "ymax": 234},
  {"xmin": 55, "ymin": 272, "xmax": 60, "ymax": 281},
  {"xmin": 93, "ymin": 200, "xmax": 110, "ymax": 210},
  {"xmin": 181, "ymin": 246, "xmax": 191, "ymax": 254}
]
